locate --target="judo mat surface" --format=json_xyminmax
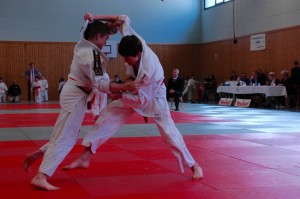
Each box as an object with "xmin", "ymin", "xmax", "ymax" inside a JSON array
[{"xmin": 1, "ymin": 102, "xmax": 300, "ymax": 199}]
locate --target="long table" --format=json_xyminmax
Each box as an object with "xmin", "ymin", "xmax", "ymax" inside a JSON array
[{"xmin": 217, "ymin": 86, "xmax": 287, "ymax": 97}]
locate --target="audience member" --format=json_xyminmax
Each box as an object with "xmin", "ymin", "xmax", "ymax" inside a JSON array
[
  {"xmin": 167, "ymin": 69, "xmax": 184, "ymax": 111},
  {"xmin": 203, "ymin": 74, "xmax": 216, "ymax": 100},
  {"xmin": 291, "ymin": 60, "xmax": 300, "ymax": 105},
  {"xmin": 236, "ymin": 76, "xmax": 246, "ymax": 86},
  {"xmin": 240, "ymin": 73, "xmax": 250, "ymax": 85},
  {"xmin": 23, "ymin": 63, "xmax": 41, "ymax": 102},
  {"xmin": 8, "ymin": 80, "xmax": 21, "ymax": 103},
  {"xmin": 0, "ymin": 77, "xmax": 8, "ymax": 103},
  {"xmin": 257, "ymin": 69, "xmax": 267, "ymax": 85},
  {"xmin": 266, "ymin": 72, "xmax": 280, "ymax": 86},
  {"xmin": 230, "ymin": 71, "xmax": 238, "ymax": 81},
  {"xmin": 197, "ymin": 82, "xmax": 205, "ymax": 102},
  {"xmin": 58, "ymin": 77, "xmax": 65, "ymax": 94},
  {"xmin": 250, "ymin": 71, "xmax": 261, "ymax": 86},
  {"xmin": 182, "ymin": 75, "xmax": 197, "ymax": 102},
  {"xmin": 280, "ymin": 70, "xmax": 296, "ymax": 107},
  {"xmin": 40, "ymin": 75, "xmax": 49, "ymax": 102},
  {"xmin": 113, "ymin": 75, "xmax": 123, "ymax": 84}
]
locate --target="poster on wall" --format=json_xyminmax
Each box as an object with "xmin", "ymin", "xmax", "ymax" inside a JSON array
[{"xmin": 250, "ymin": 33, "xmax": 266, "ymax": 51}]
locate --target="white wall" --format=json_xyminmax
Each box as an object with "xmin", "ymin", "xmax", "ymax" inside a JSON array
[
  {"xmin": 0, "ymin": 0, "xmax": 201, "ymax": 44},
  {"xmin": 201, "ymin": 0, "xmax": 300, "ymax": 43}
]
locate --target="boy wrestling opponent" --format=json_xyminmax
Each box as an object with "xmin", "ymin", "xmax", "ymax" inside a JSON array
[{"xmin": 23, "ymin": 19, "xmax": 139, "ymax": 190}]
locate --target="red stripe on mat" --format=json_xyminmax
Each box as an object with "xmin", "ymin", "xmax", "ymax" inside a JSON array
[
  {"xmin": 0, "ymin": 112, "xmax": 233, "ymax": 128},
  {"xmin": 0, "ymin": 103, "xmax": 60, "ymax": 110}
]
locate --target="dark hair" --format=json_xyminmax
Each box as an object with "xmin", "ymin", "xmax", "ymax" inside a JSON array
[
  {"xmin": 294, "ymin": 60, "xmax": 299, "ymax": 65},
  {"xmin": 84, "ymin": 20, "xmax": 110, "ymax": 40},
  {"xmin": 118, "ymin": 35, "xmax": 143, "ymax": 57}
]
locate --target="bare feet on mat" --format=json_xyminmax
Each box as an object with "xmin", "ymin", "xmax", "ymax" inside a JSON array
[
  {"xmin": 191, "ymin": 163, "xmax": 203, "ymax": 180},
  {"xmin": 31, "ymin": 173, "xmax": 60, "ymax": 191},
  {"xmin": 63, "ymin": 157, "xmax": 90, "ymax": 170},
  {"xmin": 63, "ymin": 147, "xmax": 92, "ymax": 170},
  {"xmin": 23, "ymin": 150, "xmax": 43, "ymax": 172}
]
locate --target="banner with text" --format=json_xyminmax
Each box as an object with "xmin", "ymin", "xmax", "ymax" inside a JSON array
[
  {"xmin": 234, "ymin": 99, "xmax": 251, "ymax": 108},
  {"xmin": 219, "ymin": 98, "xmax": 233, "ymax": 106}
]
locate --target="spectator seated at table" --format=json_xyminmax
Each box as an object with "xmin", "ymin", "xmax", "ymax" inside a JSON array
[
  {"xmin": 230, "ymin": 71, "xmax": 238, "ymax": 81},
  {"xmin": 240, "ymin": 73, "xmax": 250, "ymax": 85},
  {"xmin": 266, "ymin": 72, "xmax": 280, "ymax": 86},
  {"xmin": 257, "ymin": 69, "xmax": 267, "ymax": 85},
  {"xmin": 265, "ymin": 72, "xmax": 283, "ymax": 108},
  {"xmin": 279, "ymin": 70, "xmax": 296, "ymax": 108},
  {"xmin": 249, "ymin": 71, "xmax": 265, "ymax": 107},
  {"xmin": 250, "ymin": 71, "xmax": 264, "ymax": 86}
]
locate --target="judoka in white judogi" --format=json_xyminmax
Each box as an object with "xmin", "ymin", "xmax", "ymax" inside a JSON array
[
  {"xmin": 33, "ymin": 79, "xmax": 42, "ymax": 104},
  {"xmin": 40, "ymin": 76, "xmax": 49, "ymax": 101},
  {"xmin": 0, "ymin": 79, "xmax": 8, "ymax": 103},
  {"xmin": 79, "ymin": 15, "xmax": 201, "ymax": 175},
  {"xmin": 38, "ymin": 22, "xmax": 110, "ymax": 177}
]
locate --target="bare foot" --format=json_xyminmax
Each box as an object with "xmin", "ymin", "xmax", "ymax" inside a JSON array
[
  {"xmin": 63, "ymin": 157, "xmax": 90, "ymax": 170},
  {"xmin": 31, "ymin": 173, "xmax": 60, "ymax": 191},
  {"xmin": 191, "ymin": 163, "xmax": 203, "ymax": 180},
  {"xmin": 63, "ymin": 147, "xmax": 92, "ymax": 170},
  {"xmin": 23, "ymin": 150, "xmax": 44, "ymax": 172}
]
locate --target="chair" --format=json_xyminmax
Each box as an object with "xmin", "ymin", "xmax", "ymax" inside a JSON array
[{"xmin": 169, "ymin": 97, "xmax": 183, "ymax": 110}]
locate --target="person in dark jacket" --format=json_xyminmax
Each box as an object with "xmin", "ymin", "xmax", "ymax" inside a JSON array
[
  {"xmin": 167, "ymin": 69, "xmax": 184, "ymax": 111},
  {"xmin": 291, "ymin": 60, "xmax": 300, "ymax": 105},
  {"xmin": 8, "ymin": 80, "xmax": 21, "ymax": 102}
]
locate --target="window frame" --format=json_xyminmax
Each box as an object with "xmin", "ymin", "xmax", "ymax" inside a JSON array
[{"xmin": 204, "ymin": 0, "xmax": 233, "ymax": 10}]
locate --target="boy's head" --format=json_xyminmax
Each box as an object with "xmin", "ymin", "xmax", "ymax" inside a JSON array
[
  {"xmin": 84, "ymin": 20, "xmax": 110, "ymax": 50},
  {"xmin": 118, "ymin": 35, "xmax": 143, "ymax": 66}
]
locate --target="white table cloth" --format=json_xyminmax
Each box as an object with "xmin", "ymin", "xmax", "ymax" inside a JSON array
[{"xmin": 217, "ymin": 86, "xmax": 287, "ymax": 97}]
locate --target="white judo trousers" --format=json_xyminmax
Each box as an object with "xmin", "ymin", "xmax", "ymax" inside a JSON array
[
  {"xmin": 35, "ymin": 20, "xmax": 110, "ymax": 177},
  {"xmin": 39, "ymin": 96, "xmax": 87, "ymax": 176},
  {"xmin": 82, "ymin": 97, "xmax": 196, "ymax": 173}
]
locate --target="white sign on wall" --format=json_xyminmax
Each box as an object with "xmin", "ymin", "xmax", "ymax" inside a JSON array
[
  {"xmin": 102, "ymin": 40, "xmax": 117, "ymax": 58},
  {"xmin": 250, "ymin": 33, "xmax": 266, "ymax": 51}
]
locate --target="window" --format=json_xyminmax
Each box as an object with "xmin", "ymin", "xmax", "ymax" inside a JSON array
[{"xmin": 204, "ymin": 0, "xmax": 233, "ymax": 9}]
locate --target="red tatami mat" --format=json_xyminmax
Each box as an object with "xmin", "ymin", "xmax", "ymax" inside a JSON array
[
  {"xmin": 2, "ymin": 134, "xmax": 300, "ymax": 199},
  {"xmin": 0, "ymin": 111, "xmax": 233, "ymax": 128},
  {"xmin": 0, "ymin": 103, "xmax": 61, "ymax": 110}
]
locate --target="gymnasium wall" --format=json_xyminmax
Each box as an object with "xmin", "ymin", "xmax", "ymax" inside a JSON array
[
  {"xmin": 0, "ymin": 0, "xmax": 201, "ymax": 44},
  {"xmin": 201, "ymin": 0, "xmax": 300, "ymax": 43},
  {"xmin": 195, "ymin": 25, "xmax": 300, "ymax": 85},
  {"xmin": 0, "ymin": 41, "xmax": 199, "ymax": 100}
]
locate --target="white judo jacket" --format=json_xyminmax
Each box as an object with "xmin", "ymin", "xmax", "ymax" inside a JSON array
[
  {"xmin": 61, "ymin": 21, "xmax": 109, "ymax": 112},
  {"xmin": 120, "ymin": 16, "xmax": 166, "ymax": 117}
]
